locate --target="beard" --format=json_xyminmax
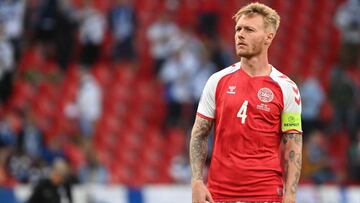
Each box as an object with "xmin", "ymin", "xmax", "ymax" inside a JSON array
[
  {"xmin": 235, "ymin": 39, "xmax": 265, "ymax": 58},
  {"xmin": 236, "ymin": 45, "xmax": 263, "ymax": 58}
]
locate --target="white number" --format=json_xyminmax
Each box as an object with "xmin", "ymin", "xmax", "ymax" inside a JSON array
[{"xmin": 237, "ymin": 100, "xmax": 248, "ymax": 124}]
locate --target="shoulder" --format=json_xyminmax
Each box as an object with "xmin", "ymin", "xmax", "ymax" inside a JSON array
[
  {"xmin": 270, "ymin": 66, "xmax": 301, "ymax": 106},
  {"xmin": 269, "ymin": 67, "xmax": 298, "ymax": 87},
  {"xmin": 269, "ymin": 67, "xmax": 300, "ymax": 96}
]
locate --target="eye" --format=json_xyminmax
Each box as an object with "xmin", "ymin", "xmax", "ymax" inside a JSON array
[{"xmin": 245, "ymin": 27, "xmax": 254, "ymax": 32}]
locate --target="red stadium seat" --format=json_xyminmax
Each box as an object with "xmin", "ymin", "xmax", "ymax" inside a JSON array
[
  {"xmin": 63, "ymin": 142, "xmax": 86, "ymax": 171},
  {"xmin": 91, "ymin": 63, "xmax": 112, "ymax": 88},
  {"xmin": 17, "ymin": 46, "xmax": 44, "ymax": 73}
]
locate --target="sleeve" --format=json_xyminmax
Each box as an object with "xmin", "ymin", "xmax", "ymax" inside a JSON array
[
  {"xmin": 196, "ymin": 74, "xmax": 216, "ymax": 120},
  {"xmin": 281, "ymin": 83, "xmax": 302, "ymax": 134}
]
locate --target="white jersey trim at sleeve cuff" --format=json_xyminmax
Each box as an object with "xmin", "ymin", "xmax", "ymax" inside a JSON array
[{"xmin": 196, "ymin": 112, "xmax": 214, "ymax": 121}]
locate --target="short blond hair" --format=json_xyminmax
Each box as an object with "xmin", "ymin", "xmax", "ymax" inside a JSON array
[{"xmin": 233, "ymin": 2, "xmax": 280, "ymax": 32}]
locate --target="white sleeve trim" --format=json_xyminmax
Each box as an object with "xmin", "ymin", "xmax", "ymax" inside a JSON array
[
  {"xmin": 270, "ymin": 67, "xmax": 302, "ymax": 114},
  {"xmin": 197, "ymin": 63, "xmax": 241, "ymax": 119}
]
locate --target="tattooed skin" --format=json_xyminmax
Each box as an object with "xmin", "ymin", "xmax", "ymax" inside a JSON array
[
  {"xmin": 189, "ymin": 116, "xmax": 214, "ymax": 181},
  {"xmin": 282, "ymin": 133, "xmax": 302, "ymax": 199}
]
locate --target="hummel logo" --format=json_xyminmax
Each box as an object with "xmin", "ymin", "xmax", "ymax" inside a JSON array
[{"xmin": 227, "ymin": 86, "xmax": 236, "ymax": 94}]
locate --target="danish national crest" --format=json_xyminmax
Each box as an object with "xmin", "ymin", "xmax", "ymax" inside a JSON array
[{"xmin": 257, "ymin": 88, "xmax": 274, "ymax": 103}]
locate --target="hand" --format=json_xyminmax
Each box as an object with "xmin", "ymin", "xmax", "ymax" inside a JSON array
[
  {"xmin": 191, "ymin": 180, "xmax": 215, "ymax": 203},
  {"xmin": 282, "ymin": 195, "xmax": 296, "ymax": 203}
]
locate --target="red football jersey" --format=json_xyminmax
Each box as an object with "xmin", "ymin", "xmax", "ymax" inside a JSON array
[{"xmin": 197, "ymin": 62, "xmax": 302, "ymax": 202}]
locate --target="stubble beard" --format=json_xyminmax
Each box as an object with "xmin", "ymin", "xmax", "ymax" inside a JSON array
[{"xmin": 236, "ymin": 45, "xmax": 263, "ymax": 59}]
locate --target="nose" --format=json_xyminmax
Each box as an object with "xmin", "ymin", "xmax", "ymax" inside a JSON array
[{"xmin": 236, "ymin": 30, "xmax": 245, "ymax": 40}]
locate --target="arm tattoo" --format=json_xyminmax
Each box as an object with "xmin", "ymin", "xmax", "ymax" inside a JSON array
[
  {"xmin": 282, "ymin": 133, "xmax": 302, "ymax": 197},
  {"xmin": 189, "ymin": 116, "xmax": 213, "ymax": 181},
  {"xmin": 282, "ymin": 133, "xmax": 302, "ymax": 146}
]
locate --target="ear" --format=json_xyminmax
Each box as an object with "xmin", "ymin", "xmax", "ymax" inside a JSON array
[{"xmin": 264, "ymin": 32, "xmax": 275, "ymax": 46}]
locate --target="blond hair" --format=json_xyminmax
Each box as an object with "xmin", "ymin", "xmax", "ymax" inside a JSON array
[{"xmin": 233, "ymin": 2, "xmax": 280, "ymax": 32}]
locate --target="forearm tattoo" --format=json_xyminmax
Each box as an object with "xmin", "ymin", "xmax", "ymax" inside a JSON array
[
  {"xmin": 189, "ymin": 116, "xmax": 213, "ymax": 181},
  {"xmin": 282, "ymin": 133, "xmax": 302, "ymax": 196}
]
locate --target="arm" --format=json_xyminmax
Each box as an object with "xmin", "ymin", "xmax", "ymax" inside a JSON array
[
  {"xmin": 189, "ymin": 115, "xmax": 214, "ymax": 203},
  {"xmin": 282, "ymin": 133, "xmax": 303, "ymax": 203}
]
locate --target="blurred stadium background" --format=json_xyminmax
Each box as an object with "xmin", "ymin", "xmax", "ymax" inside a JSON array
[{"xmin": 0, "ymin": 0, "xmax": 359, "ymax": 202}]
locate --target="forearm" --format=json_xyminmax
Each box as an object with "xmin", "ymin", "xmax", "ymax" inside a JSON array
[
  {"xmin": 190, "ymin": 131, "xmax": 208, "ymax": 181},
  {"xmin": 282, "ymin": 133, "xmax": 302, "ymax": 201},
  {"xmin": 189, "ymin": 116, "xmax": 213, "ymax": 182}
]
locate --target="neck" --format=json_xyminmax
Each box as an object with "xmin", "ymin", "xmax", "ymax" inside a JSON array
[{"xmin": 240, "ymin": 53, "xmax": 270, "ymax": 77}]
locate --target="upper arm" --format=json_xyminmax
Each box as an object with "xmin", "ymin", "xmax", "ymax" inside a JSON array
[
  {"xmin": 191, "ymin": 115, "xmax": 214, "ymax": 138},
  {"xmin": 281, "ymin": 82, "xmax": 302, "ymax": 134},
  {"xmin": 282, "ymin": 133, "xmax": 302, "ymax": 173},
  {"xmin": 197, "ymin": 75, "xmax": 216, "ymax": 119},
  {"xmin": 282, "ymin": 133, "xmax": 303, "ymax": 147}
]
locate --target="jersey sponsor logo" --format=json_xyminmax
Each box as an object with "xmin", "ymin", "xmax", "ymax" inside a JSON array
[
  {"xmin": 226, "ymin": 85, "xmax": 236, "ymax": 94},
  {"xmin": 284, "ymin": 115, "xmax": 300, "ymax": 127},
  {"xmin": 288, "ymin": 115, "xmax": 295, "ymax": 123},
  {"xmin": 257, "ymin": 88, "xmax": 274, "ymax": 103},
  {"xmin": 281, "ymin": 113, "xmax": 302, "ymax": 131},
  {"xmin": 284, "ymin": 123, "xmax": 300, "ymax": 127}
]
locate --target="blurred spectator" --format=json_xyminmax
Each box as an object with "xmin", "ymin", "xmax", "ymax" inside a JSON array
[
  {"xmin": 78, "ymin": 0, "xmax": 106, "ymax": 68},
  {"xmin": 16, "ymin": 110, "xmax": 44, "ymax": 159},
  {"xmin": 42, "ymin": 136, "xmax": 66, "ymax": 164},
  {"xmin": 78, "ymin": 149, "xmax": 108, "ymax": 184},
  {"xmin": 27, "ymin": 158, "xmax": 73, "ymax": 203},
  {"xmin": 180, "ymin": 25, "xmax": 203, "ymax": 60},
  {"xmin": 109, "ymin": 0, "xmax": 137, "ymax": 63},
  {"xmin": 159, "ymin": 29, "xmax": 200, "ymax": 127},
  {"xmin": 349, "ymin": 129, "xmax": 360, "ymax": 181},
  {"xmin": 147, "ymin": 12, "xmax": 179, "ymax": 75},
  {"xmin": 0, "ymin": 147, "xmax": 16, "ymax": 186},
  {"xmin": 55, "ymin": 0, "xmax": 77, "ymax": 70},
  {"xmin": 0, "ymin": 114, "xmax": 16, "ymax": 148},
  {"xmin": 197, "ymin": 0, "xmax": 220, "ymax": 39},
  {"xmin": 302, "ymin": 130, "xmax": 335, "ymax": 184},
  {"xmin": 32, "ymin": 0, "xmax": 59, "ymax": 58},
  {"xmin": 65, "ymin": 69, "xmax": 102, "ymax": 137},
  {"xmin": 0, "ymin": 0, "xmax": 26, "ymax": 62},
  {"xmin": 77, "ymin": 70, "xmax": 102, "ymax": 137},
  {"xmin": 191, "ymin": 49, "xmax": 216, "ymax": 104},
  {"xmin": 205, "ymin": 37, "xmax": 234, "ymax": 71},
  {"xmin": 0, "ymin": 21, "xmax": 15, "ymax": 103},
  {"xmin": 335, "ymin": 0, "xmax": 360, "ymax": 67},
  {"xmin": 7, "ymin": 149, "xmax": 33, "ymax": 183},
  {"xmin": 329, "ymin": 67, "xmax": 358, "ymax": 137},
  {"xmin": 299, "ymin": 74, "xmax": 325, "ymax": 135}
]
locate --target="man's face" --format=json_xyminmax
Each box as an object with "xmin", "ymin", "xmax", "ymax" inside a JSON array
[{"xmin": 234, "ymin": 14, "xmax": 271, "ymax": 58}]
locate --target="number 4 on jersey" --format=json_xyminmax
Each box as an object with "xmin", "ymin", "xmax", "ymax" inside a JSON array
[{"xmin": 237, "ymin": 100, "xmax": 248, "ymax": 124}]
